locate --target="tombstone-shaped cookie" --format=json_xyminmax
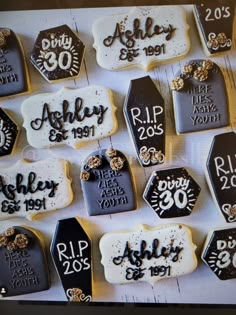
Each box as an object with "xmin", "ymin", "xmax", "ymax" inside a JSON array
[
  {"xmin": 202, "ymin": 227, "xmax": 236, "ymax": 280},
  {"xmin": 194, "ymin": 3, "xmax": 235, "ymax": 56},
  {"xmin": 80, "ymin": 148, "xmax": 136, "ymax": 216},
  {"xmin": 0, "ymin": 226, "xmax": 50, "ymax": 297},
  {"xmin": 143, "ymin": 168, "xmax": 201, "ymax": 218},
  {"xmin": 50, "ymin": 217, "xmax": 92, "ymax": 302},
  {"xmin": 206, "ymin": 132, "xmax": 236, "ymax": 223},
  {"xmin": 92, "ymin": 6, "xmax": 190, "ymax": 71},
  {"xmin": 21, "ymin": 86, "xmax": 117, "ymax": 149},
  {"xmin": 99, "ymin": 224, "xmax": 197, "ymax": 285},
  {"xmin": 0, "ymin": 108, "xmax": 19, "ymax": 157},
  {"xmin": 171, "ymin": 59, "xmax": 229, "ymax": 134},
  {"xmin": 0, "ymin": 158, "xmax": 73, "ymax": 220},
  {"xmin": 0, "ymin": 28, "xmax": 30, "ymax": 98},
  {"xmin": 124, "ymin": 76, "xmax": 165, "ymax": 167},
  {"xmin": 31, "ymin": 25, "xmax": 85, "ymax": 82}
]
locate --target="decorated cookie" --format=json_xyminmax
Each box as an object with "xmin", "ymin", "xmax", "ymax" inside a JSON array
[
  {"xmin": 0, "ymin": 108, "xmax": 19, "ymax": 157},
  {"xmin": 80, "ymin": 148, "xmax": 136, "ymax": 216},
  {"xmin": 0, "ymin": 28, "xmax": 30, "ymax": 98},
  {"xmin": 31, "ymin": 25, "xmax": 85, "ymax": 83},
  {"xmin": 171, "ymin": 59, "xmax": 229, "ymax": 134},
  {"xmin": 92, "ymin": 6, "xmax": 190, "ymax": 71},
  {"xmin": 124, "ymin": 76, "xmax": 165, "ymax": 167},
  {"xmin": 99, "ymin": 224, "xmax": 197, "ymax": 285},
  {"xmin": 0, "ymin": 158, "xmax": 73, "ymax": 220},
  {"xmin": 51, "ymin": 217, "xmax": 92, "ymax": 302},
  {"xmin": 21, "ymin": 86, "xmax": 117, "ymax": 149},
  {"xmin": 143, "ymin": 168, "xmax": 201, "ymax": 218},
  {"xmin": 0, "ymin": 226, "xmax": 50, "ymax": 297},
  {"xmin": 202, "ymin": 227, "xmax": 236, "ymax": 280},
  {"xmin": 194, "ymin": 3, "xmax": 235, "ymax": 56},
  {"xmin": 206, "ymin": 132, "xmax": 236, "ymax": 223}
]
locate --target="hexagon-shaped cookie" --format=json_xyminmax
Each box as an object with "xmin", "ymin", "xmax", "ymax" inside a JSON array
[
  {"xmin": 143, "ymin": 167, "xmax": 201, "ymax": 218},
  {"xmin": 0, "ymin": 108, "xmax": 19, "ymax": 157},
  {"xmin": 202, "ymin": 227, "xmax": 236, "ymax": 280},
  {"xmin": 31, "ymin": 24, "xmax": 85, "ymax": 83}
]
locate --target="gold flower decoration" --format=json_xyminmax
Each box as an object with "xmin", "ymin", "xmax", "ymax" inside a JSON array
[
  {"xmin": 139, "ymin": 150, "xmax": 151, "ymax": 163},
  {"xmin": 171, "ymin": 77, "xmax": 184, "ymax": 91},
  {"xmin": 193, "ymin": 67, "xmax": 208, "ymax": 81},
  {"xmin": 217, "ymin": 32, "xmax": 227, "ymax": 45},
  {"xmin": 202, "ymin": 59, "xmax": 214, "ymax": 70},
  {"xmin": 87, "ymin": 156, "xmax": 102, "ymax": 169},
  {"xmin": 80, "ymin": 171, "xmax": 90, "ymax": 181},
  {"xmin": 181, "ymin": 64, "xmax": 193, "ymax": 75},
  {"xmin": 110, "ymin": 156, "xmax": 125, "ymax": 171},
  {"xmin": 14, "ymin": 234, "xmax": 29, "ymax": 249}
]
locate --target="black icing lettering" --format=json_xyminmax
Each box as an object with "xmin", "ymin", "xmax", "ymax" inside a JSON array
[
  {"xmin": 30, "ymin": 98, "xmax": 108, "ymax": 131},
  {"xmin": 113, "ymin": 239, "xmax": 183, "ymax": 267},
  {"xmin": 103, "ymin": 17, "xmax": 176, "ymax": 48},
  {"xmin": 0, "ymin": 172, "xmax": 59, "ymax": 200}
]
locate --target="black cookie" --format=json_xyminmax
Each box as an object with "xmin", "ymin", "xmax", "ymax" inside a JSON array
[
  {"xmin": 171, "ymin": 59, "xmax": 229, "ymax": 134},
  {"xmin": 143, "ymin": 167, "xmax": 201, "ymax": 218},
  {"xmin": 0, "ymin": 226, "xmax": 50, "ymax": 297},
  {"xmin": 206, "ymin": 132, "xmax": 236, "ymax": 223},
  {"xmin": 80, "ymin": 148, "xmax": 137, "ymax": 216},
  {"xmin": 202, "ymin": 227, "xmax": 236, "ymax": 280},
  {"xmin": 0, "ymin": 28, "xmax": 29, "ymax": 98},
  {"xmin": 194, "ymin": 3, "xmax": 234, "ymax": 55},
  {"xmin": 0, "ymin": 108, "xmax": 19, "ymax": 157},
  {"xmin": 50, "ymin": 217, "xmax": 92, "ymax": 302},
  {"xmin": 124, "ymin": 76, "xmax": 165, "ymax": 167},
  {"xmin": 31, "ymin": 25, "xmax": 85, "ymax": 82}
]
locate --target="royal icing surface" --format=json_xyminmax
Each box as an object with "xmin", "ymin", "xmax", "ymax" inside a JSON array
[
  {"xmin": 21, "ymin": 86, "xmax": 117, "ymax": 149},
  {"xmin": 171, "ymin": 59, "xmax": 229, "ymax": 134},
  {"xmin": 143, "ymin": 168, "xmax": 201, "ymax": 218},
  {"xmin": 92, "ymin": 6, "xmax": 190, "ymax": 71},
  {"xmin": 124, "ymin": 76, "xmax": 165, "ymax": 167},
  {"xmin": 206, "ymin": 132, "xmax": 236, "ymax": 223},
  {"xmin": 194, "ymin": 3, "xmax": 234, "ymax": 56},
  {"xmin": 0, "ymin": 108, "xmax": 19, "ymax": 157},
  {"xmin": 31, "ymin": 25, "xmax": 85, "ymax": 82},
  {"xmin": 202, "ymin": 227, "xmax": 236, "ymax": 280},
  {"xmin": 51, "ymin": 218, "xmax": 92, "ymax": 302},
  {"xmin": 0, "ymin": 28, "xmax": 29, "ymax": 97},
  {"xmin": 99, "ymin": 224, "xmax": 197, "ymax": 285},
  {"xmin": 80, "ymin": 148, "xmax": 136, "ymax": 216},
  {"xmin": 0, "ymin": 226, "xmax": 50, "ymax": 297},
  {"xmin": 0, "ymin": 158, "xmax": 73, "ymax": 220}
]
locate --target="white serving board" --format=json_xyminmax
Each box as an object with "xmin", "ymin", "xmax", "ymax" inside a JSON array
[{"xmin": 0, "ymin": 5, "xmax": 236, "ymax": 304}]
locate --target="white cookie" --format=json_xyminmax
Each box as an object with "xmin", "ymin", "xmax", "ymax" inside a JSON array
[
  {"xmin": 0, "ymin": 158, "xmax": 73, "ymax": 220},
  {"xmin": 21, "ymin": 86, "xmax": 117, "ymax": 149},
  {"xmin": 92, "ymin": 6, "xmax": 190, "ymax": 71},
  {"xmin": 99, "ymin": 224, "xmax": 197, "ymax": 285}
]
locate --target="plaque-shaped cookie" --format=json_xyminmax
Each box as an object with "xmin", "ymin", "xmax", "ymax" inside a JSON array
[
  {"xmin": 194, "ymin": 3, "xmax": 235, "ymax": 56},
  {"xmin": 92, "ymin": 6, "xmax": 190, "ymax": 71},
  {"xmin": 21, "ymin": 86, "xmax": 117, "ymax": 149},
  {"xmin": 0, "ymin": 226, "xmax": 50, "ymax": 297},
  {"xmin": 124, "ymin": 76, "xmax": 165, "ymax": 167},
  {"xmin": 206, "ymin": 132, "xmax": 236, "ymax": 223},
  {"xmin": 51, "ymin": 217, "xmax": 92, "ymax": 302},
  {"xmin": 0, "ymin": 28, "xmax": 30, "ymax": 98},
  {"xmin": 143, "ymin": 168, "xmax": 201, "ymax": 218},
  {"xmin": 80, "ymin": 148, "xmax": 136, "ymax": 216},
  {"xmin": 31, "ymin": 25, "xmax": 85, "ymax": 82},
  {"xmin": 202, "ymin": 227, "xmax": 236, "ymax": 280},
  {"xmin": 100, "ymin": 224, "xmax": 197, "ymax": 285},
  {"xmin": 0, "ymin": 158, "xmax": 73, "ymax": 220},
  {"xmin": 171, "ymin": 59, "xmax": 229, "ymax": 134},
  {"xmin": 0, "ymin": 108, "xmax": 19, "ymax": 157}
]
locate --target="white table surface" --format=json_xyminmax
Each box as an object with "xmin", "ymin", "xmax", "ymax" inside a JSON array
[{"xmin": 0, "ymin": 5, "xmax": 236, "ymax": 304}]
